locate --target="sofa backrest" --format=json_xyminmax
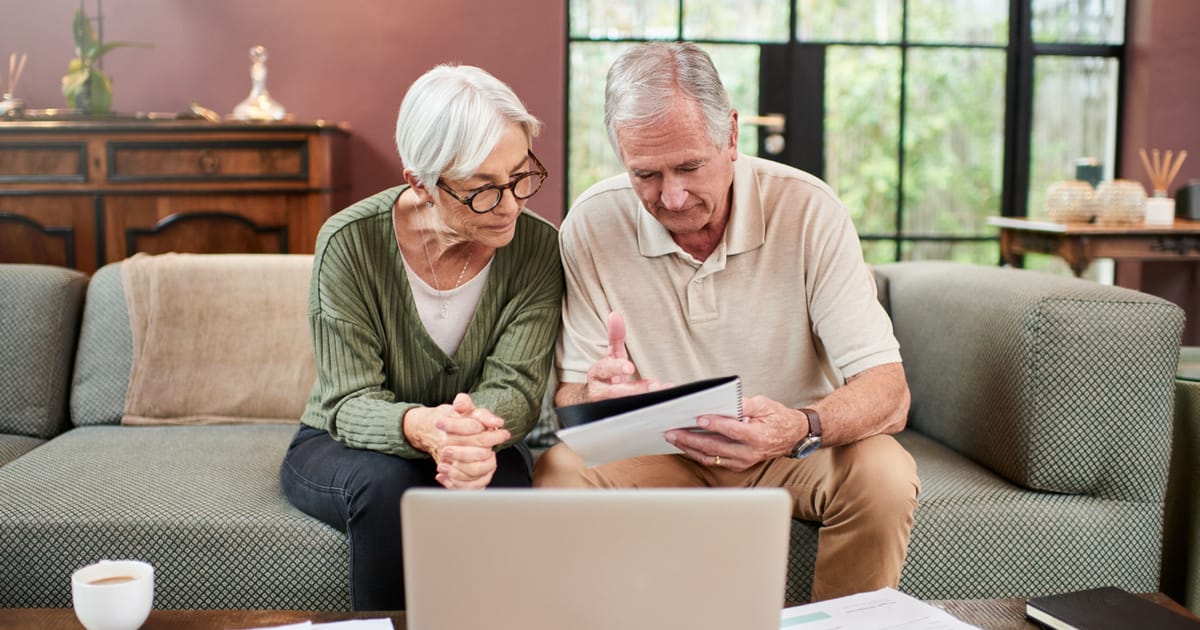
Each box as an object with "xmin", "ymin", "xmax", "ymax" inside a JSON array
[
  {"xmin": 0, "ymin": 264, "xmax": 88, "ymax": 438},
  {"xmin": 875, "ymin": 261, "xmax": 1183, "ymax": 501},
  {"xmin": 71, "ymin": 262, "xmax": 132, "ymax": 426},
  {"xmin": 71, "ymin": 254, "xmax": 315, "ymax": 426}
]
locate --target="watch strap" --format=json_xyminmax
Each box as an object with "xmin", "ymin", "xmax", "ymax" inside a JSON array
[{"xmin": 798, "ymin": 408, "xmax": 822, "ymax": 438}]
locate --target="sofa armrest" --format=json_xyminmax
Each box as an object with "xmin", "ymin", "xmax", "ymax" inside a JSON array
[
  {"xmin": 0, "ymin": 264, "xmax": 88, "ymax": 439},
  {"xmin": 874, "ymin": 261, "xmax": 1183, "ymax": 501}
]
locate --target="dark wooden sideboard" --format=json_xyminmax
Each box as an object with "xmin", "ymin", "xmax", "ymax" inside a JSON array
[{"xmin": 0, "ymin": 119, "xmax": 349, "ymax": 273}]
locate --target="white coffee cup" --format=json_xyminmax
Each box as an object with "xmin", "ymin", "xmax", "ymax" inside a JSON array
[{"xmin": 71, "ymin": 560, "xmax": 155, "ymax": 630}]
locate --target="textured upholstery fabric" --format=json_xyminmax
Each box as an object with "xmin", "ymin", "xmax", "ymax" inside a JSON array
[
  {"xmin": 785, "ymin": 520, "xmax": 819, "ymax": 603},
  {"xmin": 0, "ymin": 264, "xmax": 88, "ymax": 438},
  {"xmin": 1163, "ymin": 375, "xmax": 1200, "ymax": 614},
  {"xmin": 0, "ymin": 434, "xmax": 44, "ymax": 467},
  {"xmin": 876, "ymin": 261, "xmax": 1182, "ymax": 497},
  {"xmin": 71, "ymin": 263, "xmax": 132, "ymax": 426},
  {"xmin": 0, "ymin": 424, "xmax": 349, "ymax": 609},
  {"xmin": 784, "ymin": 426, "xmax": 1170, "ymax": 603},
  {"xmin": 867, "ymin": 262, "xmax": 1180, "ymax": 601},
  {"xmin": 895, "ymin": 430, "xmax": 1163, "ymax": 599}
]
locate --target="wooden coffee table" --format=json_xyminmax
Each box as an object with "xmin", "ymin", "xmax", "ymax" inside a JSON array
[
  {"xmin": 2, "ymin": 593, "xmax": 1194, "ymax": 628},
  {"xmin": 0, "ymin": 608, "xmax": 405, "ymax": 629}
]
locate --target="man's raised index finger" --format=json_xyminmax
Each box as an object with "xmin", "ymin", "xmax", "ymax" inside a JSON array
[{"xmin": 607, "ymin": 311, "xmax": 628, "ymax": 360}]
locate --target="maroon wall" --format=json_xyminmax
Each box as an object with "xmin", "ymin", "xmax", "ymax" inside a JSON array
[
  {"xmin": 3, "ymin": 0, "xmax": 567, "ymax": 223},
  {"xmin": 1122, "ymin": 0, "xmax": 1200, "ymax": 189},
  {"xmin": 1122, "ymin": 0, "xmax": 1200, "ymax": 344}
]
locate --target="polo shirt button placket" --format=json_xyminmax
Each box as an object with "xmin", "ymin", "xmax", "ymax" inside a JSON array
[{"xmin": 686, "ymin": 274, "xmax": 719, "ymax": 322}]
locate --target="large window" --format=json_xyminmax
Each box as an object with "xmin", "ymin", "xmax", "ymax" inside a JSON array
[{"xmin": 567, "ymin": 0, "xmax": 1126, "ymax": 267}]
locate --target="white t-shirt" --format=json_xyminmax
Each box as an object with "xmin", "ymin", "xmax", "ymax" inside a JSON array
[{"xmin": 402, "ymin": 253, "xmax": 493, "ymax": 356}]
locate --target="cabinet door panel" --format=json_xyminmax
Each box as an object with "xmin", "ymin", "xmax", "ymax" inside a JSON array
[
  {"xmin": 109, "ymin": 140, "xmax": 307, "ymax": 182},
  {"xmin": 0, "ymin": 196, "xmax": 98, "ymax": 272},
  {"xmin": 0, "ymin": 142, "xmax": 88, "ymax": 183},
  {"xmin": 105, "ymin": 195, "xmax": 295, "ymax": 260}
]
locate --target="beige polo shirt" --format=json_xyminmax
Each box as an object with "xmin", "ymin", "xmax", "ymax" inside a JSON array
[{"xmin": 557, "ymin": 155, "xmax": 901, "ymax": 408}]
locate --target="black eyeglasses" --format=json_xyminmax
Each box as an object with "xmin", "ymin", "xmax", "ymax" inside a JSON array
[{"xmin": 436, "ymin": 151, "xmax": 548, "ymax": 214}]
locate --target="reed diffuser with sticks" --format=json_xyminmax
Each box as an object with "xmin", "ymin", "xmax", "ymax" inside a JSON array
[
  {"xmin": 0, "ymin": 52, "xmax": 28, "ymax": 116},
  {"xmin": 1139, "ymin": 148, "xmax": 1188, "ymax": 224}
]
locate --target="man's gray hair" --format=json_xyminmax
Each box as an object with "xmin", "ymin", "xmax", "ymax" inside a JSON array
[
  {"xmin": 603, "ymin": 42, "xmax": 732, "ymax": 160},
  {"xmin": 396, "ymin": 64, "xmax": 540, "ymax": 189}
]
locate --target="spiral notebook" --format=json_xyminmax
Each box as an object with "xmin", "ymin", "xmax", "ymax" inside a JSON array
[{"xmin": 554, "ymin": 375, "xmax": 743, "ymax": 467}]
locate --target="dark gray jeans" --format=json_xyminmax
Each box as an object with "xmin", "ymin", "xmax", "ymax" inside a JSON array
[{"xmin": 279, "ymin": 424, "xmax": 531, "ymax": 610}]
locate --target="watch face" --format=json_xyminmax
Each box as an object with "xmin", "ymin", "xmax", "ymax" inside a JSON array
[{"xmin": 793, "ymin": 436, "xmax": 822, "ymax": 459}]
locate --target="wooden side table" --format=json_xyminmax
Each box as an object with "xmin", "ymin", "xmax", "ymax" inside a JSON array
[{"xmin": 986, "ymin": 216, "xmax": 1200, "ymax": 290}]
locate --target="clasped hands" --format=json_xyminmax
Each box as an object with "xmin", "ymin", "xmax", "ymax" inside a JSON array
[
  {"xmin": 405, "ymin": 393, "xmax": 510, "ymax": 489},
  {"xmin": 587, "ymin": 312, "xmax": 804, "ymax": 472}
]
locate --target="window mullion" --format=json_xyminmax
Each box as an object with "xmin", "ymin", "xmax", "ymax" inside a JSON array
[{"xmin": 1001, "ymin": 0, "xmax": 1035, "ymax": 222}]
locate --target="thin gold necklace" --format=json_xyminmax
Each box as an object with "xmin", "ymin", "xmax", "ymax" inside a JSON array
[{"xmin": 421, "ymin": 231, "xmax": 473, "ymax": 319}]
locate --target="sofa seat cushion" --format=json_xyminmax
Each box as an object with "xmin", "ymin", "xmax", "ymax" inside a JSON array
[
  {"xmin": 895, "ymin": 430, "xmax": 1163, "ymax": 600},
  {"xmin": 0, "ymin": 424, "xmax": 348, "ymax": 609},
  {"xmin": 0, "ymin": 435, "xmax": 45, "ymax": 468},
  {"xmin": 784, "ymin": 430, "xmax": 1163, "ymax": 603}
]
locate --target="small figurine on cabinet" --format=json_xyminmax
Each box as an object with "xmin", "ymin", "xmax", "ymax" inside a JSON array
[
  {"xmin": 1, "ymin": 52, "xmax": 27, "ymax": 117},
  {"xmin": 231, "ymin": 45, "xmax": 287, "ymax": 121}
]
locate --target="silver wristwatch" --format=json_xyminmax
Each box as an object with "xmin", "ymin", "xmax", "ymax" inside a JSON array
[{"xmin": 791, "ymin": 408, "xmax": 823, "ymax": 459}]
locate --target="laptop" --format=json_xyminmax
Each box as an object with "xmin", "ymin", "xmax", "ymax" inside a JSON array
[{"xmin": 401, "ymin": 488, "xmax": 792, "ymax": 630}]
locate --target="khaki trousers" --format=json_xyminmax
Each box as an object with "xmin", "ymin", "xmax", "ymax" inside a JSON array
[{"xmin": 533, "ymin": 434, "xmax": 920, "ymax": 601}]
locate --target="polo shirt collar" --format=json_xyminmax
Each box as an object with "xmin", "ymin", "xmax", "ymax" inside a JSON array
[{"xmin": 636, "ymin": 154, "xmax": 766, "ymax": 258}]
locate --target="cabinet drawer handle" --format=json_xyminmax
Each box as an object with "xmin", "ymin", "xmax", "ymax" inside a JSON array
[{"xmin": 198, "ymin": 150, "xmax": 220, "ymax": 174}]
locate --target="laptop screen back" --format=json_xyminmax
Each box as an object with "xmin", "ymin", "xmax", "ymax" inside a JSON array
[{"xmin": 401, "ymin": 488, "xmax": 791, "ymax": 630}]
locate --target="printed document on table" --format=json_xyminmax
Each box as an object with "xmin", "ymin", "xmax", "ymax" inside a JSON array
[
  {"xmin": 239, "ymin": 620, "xmax": 394, "ymax": 630},
  {"xmin": 779, "ymin": 588, "xmax": 981, "ymax": 629}
]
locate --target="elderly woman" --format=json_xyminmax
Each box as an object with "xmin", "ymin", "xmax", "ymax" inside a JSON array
[{"xmin": 279, "ymin": 64, "xmax": 563, "ymax": 611}]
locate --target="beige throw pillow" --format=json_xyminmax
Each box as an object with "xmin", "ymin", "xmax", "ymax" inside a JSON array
[{"xmin": 121, "ymin": 253, "xmax": 315, "ymax": 425}]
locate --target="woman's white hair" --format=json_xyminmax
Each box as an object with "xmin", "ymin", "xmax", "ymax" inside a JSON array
[
  {"xmin": 603, "ymin": 42, "xmax": 732, "ymax": 162},
  {"xmin": 395, "ymin": 64, "xmax": 540, "ymax": 189}
]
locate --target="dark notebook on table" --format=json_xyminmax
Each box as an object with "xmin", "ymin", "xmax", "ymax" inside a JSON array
[{"xmin": 1026, "ymin": 586, "xmax": 1200, "ymax": 629}]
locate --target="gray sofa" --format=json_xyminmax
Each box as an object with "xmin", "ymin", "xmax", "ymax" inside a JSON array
[
  {"xmin": 0, "ymin": 259, "xmax": 349, "ymax": 610},
  {"xmin": 0, "ymin": 258, "xmax": 1185, "ymax": 610}
]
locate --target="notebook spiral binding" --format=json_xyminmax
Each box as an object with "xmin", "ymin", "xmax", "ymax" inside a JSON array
[{"xmin": 735, "ymin": 377, "xmax": 745, "ymax": 421}]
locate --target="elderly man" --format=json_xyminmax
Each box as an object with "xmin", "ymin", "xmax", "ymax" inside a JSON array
[{"xmin": 533, "ymin": 42, "xmax": 919, "ymax": 600}]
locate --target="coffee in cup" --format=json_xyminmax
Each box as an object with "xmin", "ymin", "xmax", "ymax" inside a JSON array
[{"xmin": 71, "ymin": 559, "xmax": 154, "ymax": 630}]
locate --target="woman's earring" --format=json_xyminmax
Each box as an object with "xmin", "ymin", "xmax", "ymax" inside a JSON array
[{"xmin": 424, "ymin": 201, "xmax": 434, "ymax": 208}]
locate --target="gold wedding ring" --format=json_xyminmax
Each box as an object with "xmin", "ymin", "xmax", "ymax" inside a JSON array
[{"xmin": 714, "ymin": 455, "xmax": 722, "ymax": 467}]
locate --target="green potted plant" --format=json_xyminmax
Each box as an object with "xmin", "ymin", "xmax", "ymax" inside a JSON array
[{"xmin": 61, "ymin": 6, "xmax": 150, "ymax": 115}]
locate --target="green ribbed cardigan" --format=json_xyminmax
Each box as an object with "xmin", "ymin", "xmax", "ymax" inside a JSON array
[{"xmin": 300, "ymin": 186, "xmax": 564, "ymax": 458}]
